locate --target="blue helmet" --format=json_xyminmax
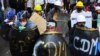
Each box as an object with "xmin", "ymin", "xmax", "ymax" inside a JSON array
[
  {"xmin": 6, "ymin": 9, "xmax": 15, "ymax": 20},
  {"xmin": 17, "ymin": 10, "xmax": 30, "ymax": 20}
]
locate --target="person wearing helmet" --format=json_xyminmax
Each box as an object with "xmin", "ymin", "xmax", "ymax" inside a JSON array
[
  {"xmin": 76, "ymin": 15, "xmax": 86, "ymax": 27},
  {"xmin": 34, "ymin": 4, "xmax": 42, "ymax": 15},
  {"xmin": 70, "ymin": 1, "xmax": 86, "ymax": 29},
  {"xmin": 72, "ymin": 1, "xmax": 84, "ymax": 13},
  {"xmin": 9, "ymin": 10, "xmax": 40, "ymax": 56},
  {"xmin": 47, "ymin": 0, "xmax": 65, "ymax": 21},
  {"xmin": 47, "ymin": 0, "xmax": 68, "ymax": 37},
  {"xmin": 71, "ymin": 1, "xmax": 85, "ymax": 14},
  {"xmin": 33, "ymin": 4, "xmax": 46, "ymax": 19},
  {"xmin": 1, "ymin": 9, "xmax": 16, "ymax": 41},
  {"xmin": 69, "ymin": 15, "xmax": 86, "ymax": 45},
  {"xmin": 69, "ymin": 15, "xmax": 86, "ymax": 33}
]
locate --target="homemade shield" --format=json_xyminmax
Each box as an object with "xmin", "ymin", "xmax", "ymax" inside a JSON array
[
  {"xmin": 69, "ymin": 26, "xmax": 100, "ymax": 56},
  {"xmin": 29, "ymin": 12, "xmax": 47, "ymax": 35},
  {"xmin": 33, "ymin": 32, "xmax": 70, "ymax": 56},
  {"xmin": 9, "ymin": 26, "xmax": 40, "ymax": 56}
]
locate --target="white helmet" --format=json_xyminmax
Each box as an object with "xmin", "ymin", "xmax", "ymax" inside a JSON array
[
  {"xmin": 77, "ymin": 15, "xmax": 86, "ymax": 22},
  {"xmin": 95, "ymin": 6, "xmax": 100, "ymax": 10},
  {"xmin": 54, "ymin": 0, "xmax": 63, "ymax": 7}
]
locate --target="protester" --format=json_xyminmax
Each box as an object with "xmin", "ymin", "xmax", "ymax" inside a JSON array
[
  {"xmin": 9, "ymin": 10, "xmax": 40, "ymax": 56},
  {"xmin": 1, "ymin": 9, "xmax": 16, "ymax": 40},
  {"xmin": 71, "ymin": 1, "xmax": 85, "ymax": 14},
  {"xmin": 26, "ymin": 0, "xmax": 33, "ymax": 15},
  {"xmin": 47, "ymin": 0, "xmax": 64, "ymax": 21}
]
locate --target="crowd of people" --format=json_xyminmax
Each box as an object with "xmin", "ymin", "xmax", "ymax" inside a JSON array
[{"xmin": 0, "ymin": 0, "xmax": 100, "ymax": 56}]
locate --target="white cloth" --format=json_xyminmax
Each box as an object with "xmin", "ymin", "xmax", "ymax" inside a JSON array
[
  {"xmin": 46, "ymin": 0, "xmax": 56, "ymax": 4},
  {"xmin": 27, "ymin": 0, "xmax": 33, "ymax": 8},
  {"xmin": 98, "ymin": 0, "xmax": 100, "ymax": 3},
  {"xmin": 71, "ymin": 10, "xmax": 85, "ymax": 16},
  {"xmin": 35, "ymin": 0, "xmax": 44, "ymax": 5}
]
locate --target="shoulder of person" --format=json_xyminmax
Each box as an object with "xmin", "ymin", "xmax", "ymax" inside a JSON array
[{"xmin": 26, "ymin": 21, "xmax": 37, "ymax": 29}]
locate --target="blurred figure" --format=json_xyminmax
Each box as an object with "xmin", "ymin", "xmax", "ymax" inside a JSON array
[
  {"xmin": 9, "ymin": 10, "xmax": 40, "ymax": 56},
  {"xmin": 95, "ymin": 6, "xmax": 100, "ymax": 29},
  {"xmin": 47, "ymin": 0, "xmax": 64, "ymax": 21},
  {"xmin": 70, "ymin": 0, "xmax": 77, "ymax": 12},
  {"xmin": 1, "ymin": 9, "xmax": 16, "ymax": 41},
  {"xmin": 0, "ymin": 1, "xmax": 4, "ymax": 24},
  {"xmin": 8, "ymin": 0, "xmax": 27, "ymax": 13},
  {"xmin": 63, "ymin": 0, "xmax": 70, "ymax": 13},
  {"xmin": 45, "ymin": 0, "xmax": 56, "ymax": 14},
  {"xmin": 26, "ymin": 0, "xmax": 33, "ymax": 15},
  {"xmin": 71, "ymin": 1, "xmax": 85, "ymax": 15},
  {"xmin": 47, "ymin": 0, "xmax": 69, "ymax": 37}
]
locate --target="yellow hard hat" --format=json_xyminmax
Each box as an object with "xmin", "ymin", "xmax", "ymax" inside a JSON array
[
  {"xmin": 76, "ymin": 1, "xmax": 84, "ymax": 7},
  {"xmin": 34, "ymin": 4, "xmax": 42, "ymax": 11}
]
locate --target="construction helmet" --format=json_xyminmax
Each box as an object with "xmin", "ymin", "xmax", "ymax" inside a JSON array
[
  {"xmin": 6, "ymin": 9, "xmax": 15, "ymax": 19},
  {"xmin": 34, "ymin": 4, "xmax": 42, "ymax": 11},
  {"xmin": 76, "ymin": 1, "xmax": 84, "ymax": 7},
  {"xmin": 77, "ymin": 15, "xmax": 86, "ymax": 22}
]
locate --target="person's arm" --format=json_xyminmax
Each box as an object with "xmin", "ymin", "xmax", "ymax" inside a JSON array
[
  {"xmin": 1, "ymin": 0, "xmax": 5, "ymax": 11},
  {"xmin": 44, "ymin": 0, "xmax": 48, "ymax": 9}
]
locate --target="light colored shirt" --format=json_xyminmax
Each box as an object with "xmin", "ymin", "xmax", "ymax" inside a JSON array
[
  {"xmin": 98, "ymin": 0, "xmax": 100, "ymax": 3},
  {"xmin": 35, "ymin": 0, "xmax": 44, "ymax": 5},
  {"xmin": 46, "ymin": 0, "xmax": 56, "ymax": 4},
  {"xmin": 27, "ymin": 0, "xmax": 33, "ymax": 8}
]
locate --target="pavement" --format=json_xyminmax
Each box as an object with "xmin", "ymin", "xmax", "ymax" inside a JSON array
[{"xmin": 0, "ymin": 37, "xmax": 11, "ymax": 56}]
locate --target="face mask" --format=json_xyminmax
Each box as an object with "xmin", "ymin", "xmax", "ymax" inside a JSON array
[
  {"xmin": 78, "ymin": 22, "xmax": 85, "ymax": 27},
  {"xmin": 20, "ymin": 22, "xmax": 27, "ymax": 26},
  {"xmin": 8, "ymin": 22, "xmax": 14, "ymax": 25}
]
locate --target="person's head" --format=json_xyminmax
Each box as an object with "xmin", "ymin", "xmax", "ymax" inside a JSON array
[
  {"xmin": 76, "ymin": 1, "xmax": 84, "ymax": 12},
  {"xmin": 17, "ymin": 10, "xmax": 30, "ymax": 26},
  {"xmin": 54, "ymin": 0, "xmax": 63, "ymax": 12},
  {"xmin": 4, "ymin": 9, "xmax": 16, "ymax": 25},
  {"xmin": 95, "ymin": 6, "xmax": 100, "ymax": 13},
  {"xmin": 46, "ymin": 19, "xmax": 57, "ymax": 31},
  {"xmin": 76, "ymin": 15, "xmax": 86, "ymax": 27},
  {"xmin": 34, "ymin": 4, "xmax": 42, "ymax": 15}
]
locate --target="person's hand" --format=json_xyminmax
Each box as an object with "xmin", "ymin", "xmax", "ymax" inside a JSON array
[{"xmin": 1, "ymin": 6, "xmax": 5, "ymax": 11}]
